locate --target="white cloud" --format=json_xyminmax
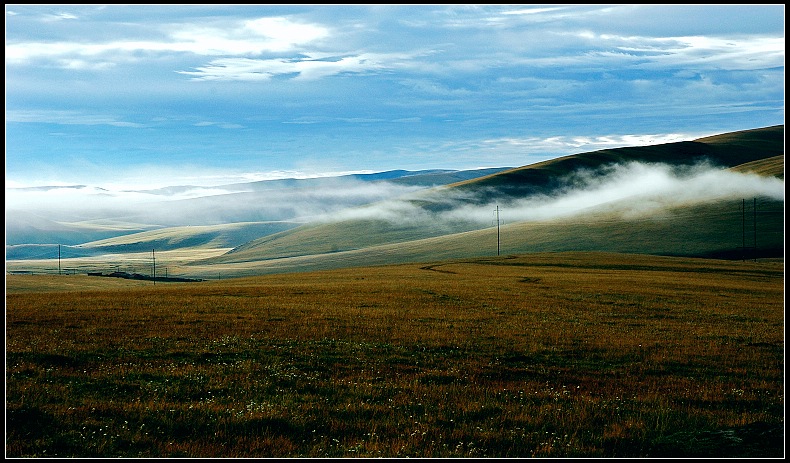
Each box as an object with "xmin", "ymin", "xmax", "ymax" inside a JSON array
[
  {"xmin": 622, "ymin": 35, "xmax": 784, "ymax": 71},
  {"xmin": 241, "ymin": 17, "xmax": 329, "ymax": 51},
  {"xmin": 177, "ymin": 52, "xmax": 411, "ymax": 81},
  {"xmin": 41, "ymin": 12, "xmax": 79, "ymax": 22},
  {"xmin": 6, "ymin": 16, "xmax": 330, "ymax": 66},
  {"xmin": 501, "ymin": 7, "xmax": 567, "ymax": 16},
  {"xmin": 57, "ymin": 58, "xmax": 117, "ymax": 70},
  {"xmin": 165, "ymin": 17, "xmax": 329, "ymax": 55}
]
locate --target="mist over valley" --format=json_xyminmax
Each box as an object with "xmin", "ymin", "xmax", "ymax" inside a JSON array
[{"xmin": 6, "ymin": 126, "xmax": 784, "ymax": 278}]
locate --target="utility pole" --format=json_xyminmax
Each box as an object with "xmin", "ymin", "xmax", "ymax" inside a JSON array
[
  {"xmin": 741, "ymin": 199, "xmax": 746, "ymax": 261},
  {"xmin": 152, "ymin": 248, "xmax": 156, "ymax": 285},
  {"xmin": 495, "ymin": 205, "xmax": 501, "ymax": 256},
  {"xmin": 753, "ymin": 197, "xmax": 757, "ymax": 261}
]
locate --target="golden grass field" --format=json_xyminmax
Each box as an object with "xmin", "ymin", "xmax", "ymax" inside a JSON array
[{"xmin": 5, "ymin": 251, "xmax": 784, "ymax": 457}]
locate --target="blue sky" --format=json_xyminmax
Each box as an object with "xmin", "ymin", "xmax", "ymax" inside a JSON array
[{"xmin": 5, "ymin": 4, "xmax": 785, "ymax": 190}]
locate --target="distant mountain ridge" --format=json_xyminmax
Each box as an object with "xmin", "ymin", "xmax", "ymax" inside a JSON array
[{"xmin": 121, "ymin": 168, "xmax": 508, "ymax": 196}]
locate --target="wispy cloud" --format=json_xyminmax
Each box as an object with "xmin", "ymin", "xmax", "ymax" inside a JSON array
[
  {"xmin": 500, "ymin": 7, "xmax": 567, "ymax": 16},
  {"xmin": 40, "ymin": 12, "xmax": 79, "ymax": 22},
  {"xmin": 176, "ymin": 51, "xmax": 425, "ymax": 81},
  {"xmin": 193, "ymin": 121, "xmax": 245, "ymax": 129},
  {"xmin": 5, "ymin": 109, "xmax": 145, "ymax": 127},
  {"xmin": 169, "ymin": 17, "xmax": 329, "ymax": 54},
  {"xmin": 590, "ymin": 34, "xmax": 785, "ymax": 71}
]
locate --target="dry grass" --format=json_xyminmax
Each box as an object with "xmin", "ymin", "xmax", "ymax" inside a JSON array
[{"xmin": 5, "ymin": 252, "xmax": 784, "ymax": 457}]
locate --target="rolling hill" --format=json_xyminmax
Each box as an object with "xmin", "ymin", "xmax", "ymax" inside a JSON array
[{"xmin": 195, "ymin": 125, "xmax": 783, "ymax": 274}]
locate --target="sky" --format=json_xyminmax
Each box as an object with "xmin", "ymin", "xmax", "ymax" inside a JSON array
[{"xmin": 4, "ymin": 4, "xmax": 785, "ymax": 191}]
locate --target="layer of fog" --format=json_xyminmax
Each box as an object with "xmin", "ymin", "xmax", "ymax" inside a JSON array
[
  {"xmin": 5, "ymin": 177, "xmax": 430, "ymax": 237},
  {"xmin": 324, "ymin": 161, "xmax": 785, "ymax": 226},
  {"xmin": 6, "ymin": 161, "xmax": 784, "ymax": 246}
]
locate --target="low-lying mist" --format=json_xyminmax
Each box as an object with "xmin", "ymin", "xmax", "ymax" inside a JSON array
[
  {"xmin": 5, "ymin": 161, "xmax": 783, "ymax": 247},
  {"xmin": 4, "ymin": 178, "xmax": 429, "ymax": 244},
  {"xmin": 321, "ymin": 161, "xmax": 785, "ymax": 227}
]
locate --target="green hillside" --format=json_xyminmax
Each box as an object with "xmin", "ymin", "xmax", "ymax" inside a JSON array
[{"xmin": 201, "ymin": 125, "xmax": 784, "ymax": 269}]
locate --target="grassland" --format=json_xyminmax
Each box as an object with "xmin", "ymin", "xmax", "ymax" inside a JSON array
[{"xmin": 5, "ymin": 252, "xmax": 784, "ymax": 458}]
